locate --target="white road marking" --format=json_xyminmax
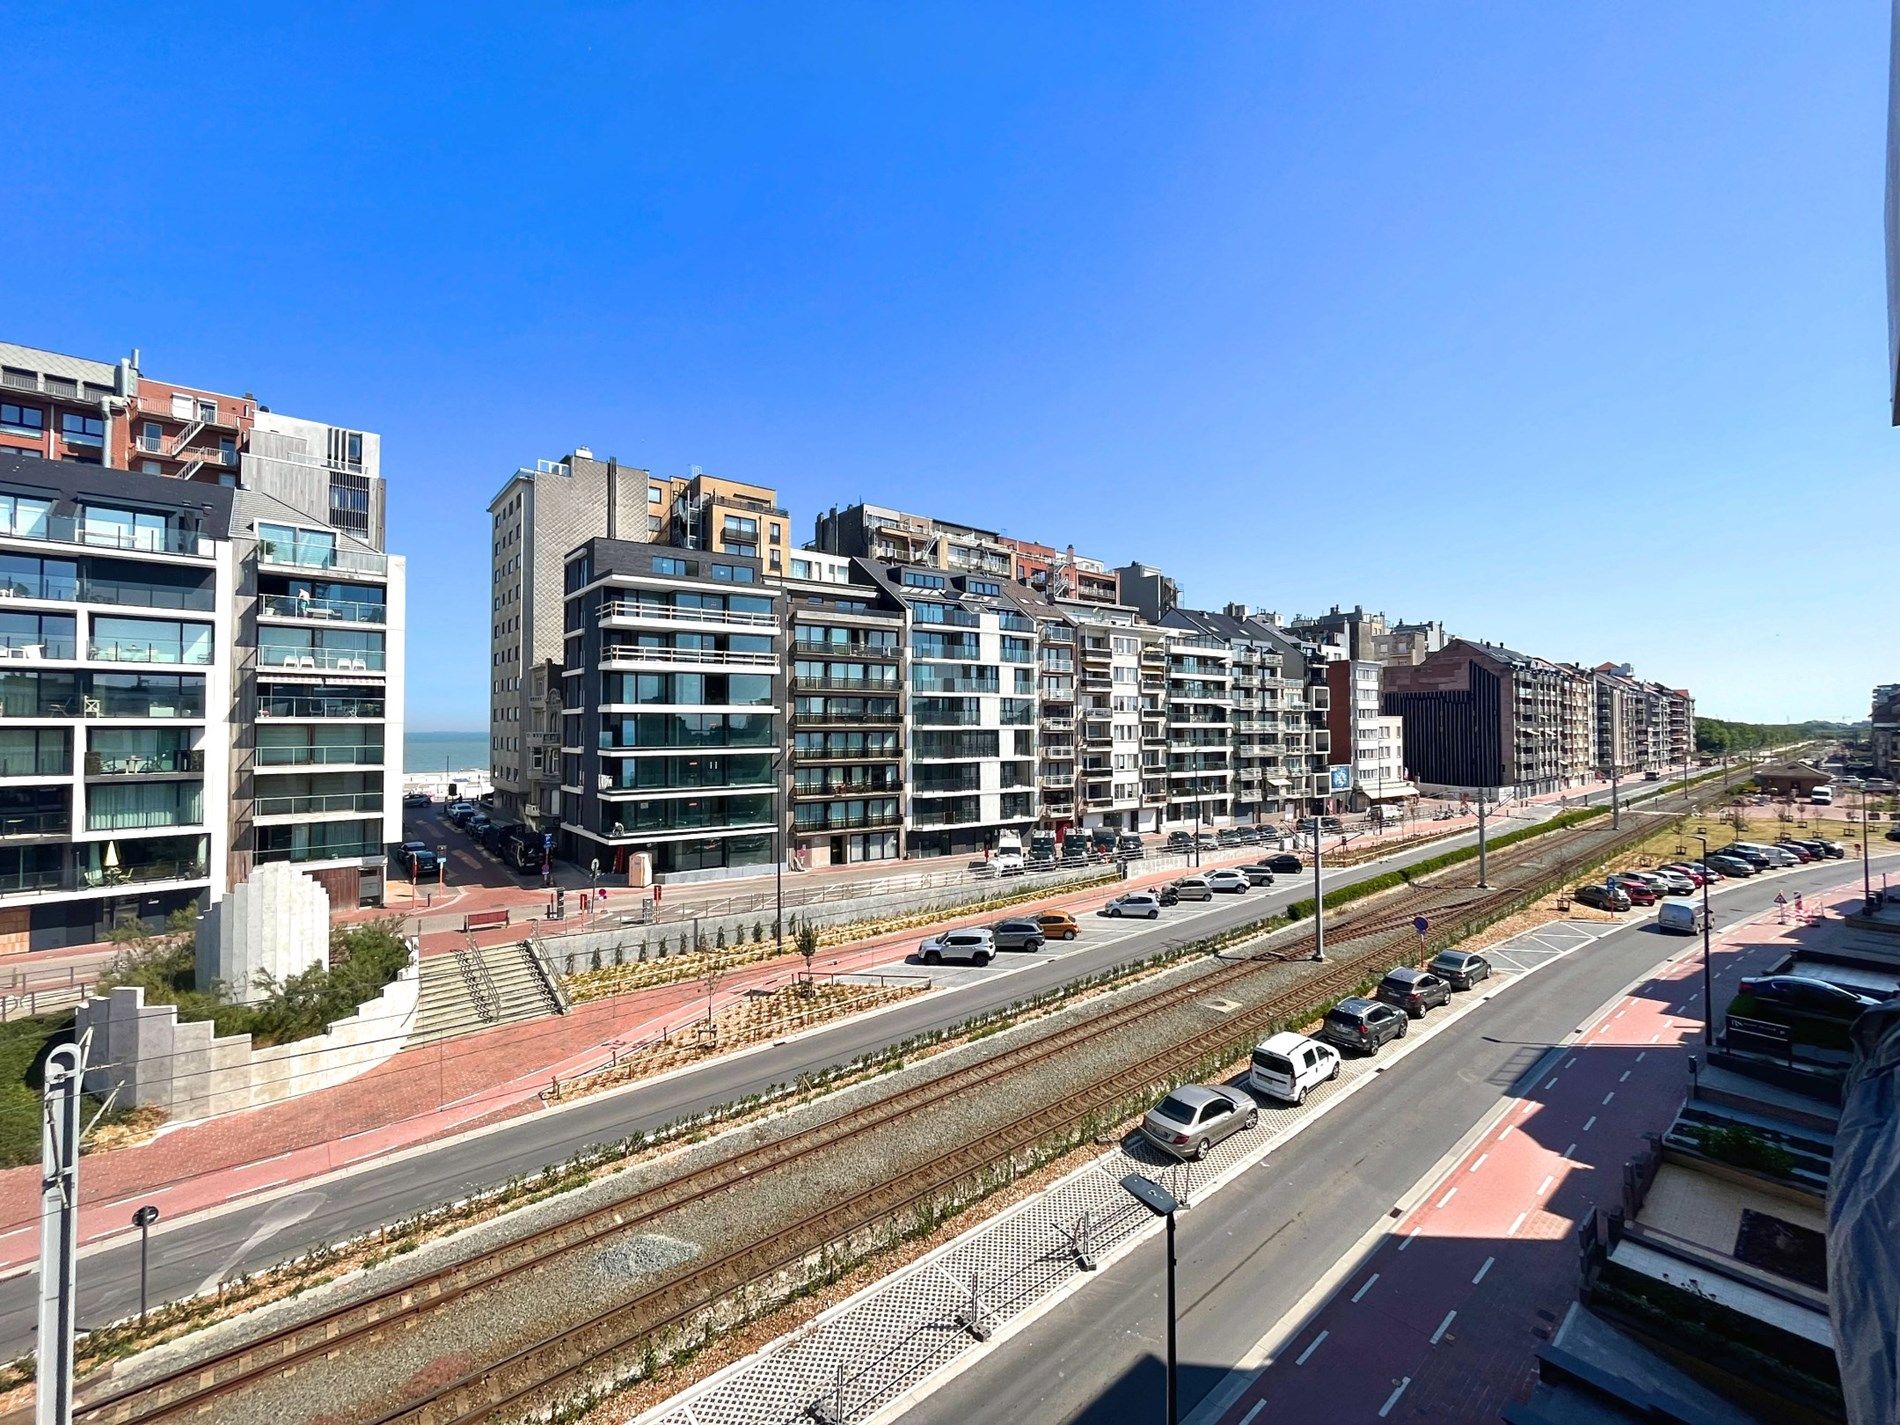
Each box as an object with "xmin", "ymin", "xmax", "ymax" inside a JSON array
[
  {"xmin": 1352, "ymin": 1274, "xmax": 1379, "ymax": 1303},
  {"xmin": 1562, "ymin": 1143, "xmax": 1576, "ymax": 1159},
  {"xmin": 1437, "ymin": 1187, "xmax": 1457, "ymax": 1208},
  {"xmin": 1240, "ymin": 1403, "xmax": 1266, "ymax": 1425},
  {"xmin": 1497, "ymin": 1123, "xmax": 1514, "ymax": 1140},
  {"xmin": 1546, "ymin": 1077, "xmax": 1560, "ymax": 1091},
  {"xmin": 1430, "ymin": 1310, "xmax": 1457, "ymax": 1345},
  {"xmin": 1564, "ymin": 1056, "xmax": 1577, "ymax": 1069},
  {"xmin": 1294, "ymin": 1332, "xmax": 1327, "ymax": 1366},
  {"xmin": 1619, "ymin": 1070, "xmax": 1631, "ymax": 1083},
  {"xmin": 1538, "ymin": 1173, "xmax": 1555, "ymax": 1196},
  {"xmin": 1635, "ymin": 1051, "xmax": 1646, "ymax": 1063},
  {"xmin": 1583, "ymin": 1115, "xmax": 1597, "ymax": 1131},
  {"xmin": 1472, "ymin": 1256, "xmax": 1494, "ymax": 1284},
  {"xmin": 1602, "ymin": 1092, "xmax": 1615, "ymax": 1106},
  {"xmin": 1519, "ymin": 1101, "xmax": 1536, "ymax": 1116},
  {"xmin": 1468, "ymin": 1154, "xmax": 1488, "ymax": 1173},
  {"xmin": 1379, "ymin": 1378, "xmax": 1412, "ymax": 1417},
  {"xmin": 1399, "ymin": 1227, "xmax": 1422, "ymax": 1251},
  {"xmin": 1508, "ymin": 1211, "xmax": 1528, "ymax": 1236}
]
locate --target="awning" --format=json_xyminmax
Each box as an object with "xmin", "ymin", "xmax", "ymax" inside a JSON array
[{"xmin": 1360, "ymin": 783, "xmax": 1419, "ymax": 801}]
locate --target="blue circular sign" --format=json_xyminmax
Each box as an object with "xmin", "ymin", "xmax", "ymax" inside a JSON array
[{"xmin": 1413, "ymin": 916, "xmax": 1429, "ymax": 936}]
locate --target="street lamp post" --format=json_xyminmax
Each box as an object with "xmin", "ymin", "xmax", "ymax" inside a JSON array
[
  {"xmin": 1694, "ymin": 833, "xmax": 1715, "ymax": 1047},
  {"xmin": 1863, "ymin": 786, "xmax": 1875, "ymax": 911},
  {"xmin": 1311, "ymin": 821, "xmax": 1325, "ymax": 962},
  {"xmin": 1476, "ymin": 794, "xmax": 1490, "ymax": 889},
  {"xmin": 1119, "ymin": 1174, "xmax": 1181, "ymax": 1425},
  {"xmin": 131, "ymin": 1205, "xmax": 159, "ymax": 1322}
]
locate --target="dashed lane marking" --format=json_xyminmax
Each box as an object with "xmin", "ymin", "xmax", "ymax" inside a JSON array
[
  {"xmin": 1430, "ymin": 1311, "xmax": 1457, "ymax": 1345},
  {"xmin": 1472, "ymin": 1256, "xmax": 1494, "ymax": 1285},
  {"xmin": 1437, "ymin": 1187, "xmax": 1457, "ymax": 1209},
  {"xmin": 1468, "ymin": 1154, "xmax": 1487, "ymax": 1173},
  {"xmin": 1379, "ymin": 1378, "xmax": 1412, "ymax": 1418},
  {"xmin": 1583, "ymin": 1115, "xmax": 1597, "ymax": 1131},
  {"xmin": 1538, "ymin": 1174, "xmax": 1555, "ymax": 1196},
  {"xmin": 1508, "ymin": 1212, "xmax": 1528, "ymax": 1237},
  {"xmin": 1352, "ymin": 1274, "xmax": 1379, "ymax": 1303}
]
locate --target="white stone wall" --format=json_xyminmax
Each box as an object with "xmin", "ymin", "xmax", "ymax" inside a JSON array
[{"xmin": 80, "ymin": 945, "xmax": 419, "ymax": 1122}]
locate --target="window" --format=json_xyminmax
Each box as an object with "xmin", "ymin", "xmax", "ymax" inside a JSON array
[
  {"xmin": 0, "ymin": 496, "xmax": 51, "ymax": 539},
  {"xmin": 218, "ymin": 436, "xmax": 237, "ymax": 466},
  {"xmin": 711, "ymin": 563, "xmax": 757, "ymax": 583},
  {"xmin": 140, "ymin": 461, "xmax": 161, "ymax": 475},
  {"xmin": 59, "ymin": 414, "xmax": 104, "ymax": 446},
  {"xmin": 345, "ymin": 432, "xmax": 363, "ymax": 466},
  {"xmin": 966, "ymin": 579, "xmax": 1001, "ymax": 597},
  {"xmin": 901, "ymin": 570, "xmax": 946, "ymax": 590},
  {"xmin": 653, "ymin": 556, "xmax": 693, "ymax": 578},
  {"xmin": 0, "ymin": 404, "xmax": 44, "ymax": 435},
  {"xmin": 197, "ymin": 399, "xmax": 217, "ymax": 423},
  {"xmin": 647, "ymin": 487, "xmax": 664, "ymax": 504}
]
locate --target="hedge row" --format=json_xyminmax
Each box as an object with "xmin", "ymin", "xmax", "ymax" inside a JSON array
[{"xmin": 1282, "ymin": 806, "xmax": 1608, "ymax": 921}]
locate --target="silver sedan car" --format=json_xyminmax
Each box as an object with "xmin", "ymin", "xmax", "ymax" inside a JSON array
[{"xmin": 1139, "ymin": 1084, "xmax": 1258, "ymax": 1161}]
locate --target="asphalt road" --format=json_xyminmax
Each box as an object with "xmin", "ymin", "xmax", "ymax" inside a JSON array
[
  {"xmin": 0, "ymin": 777, "xmax": 1701, "ymax": 1356},
  {"xmin": 893, "ymin": 852, "xmax": 1882, "ymax": 1425}
]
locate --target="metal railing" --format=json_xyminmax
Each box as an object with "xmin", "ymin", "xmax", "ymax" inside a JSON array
[
  {"xmin": 600, "ymin": 645, "xmax": 775, "ymax": 668},
  {"xmin": 795, "ymin": 676, "xmax": 901, "ymax": 693},
  {"xmin": 0, "ymin": 811, "xmax": 69, "ymax": 837},
  {"xmin": 0, "ymin": 752, "xmax": 69, "ymax": 778},
  {"xmin": 260, "ymin": 647, "xmax": 386, "ymax": 672},
  {"xmin": 257, "ymin": 542, "xmax": 388, "ymax": 577},
  {"xmin": 86, "ymin": 807, "xmax": 203, "ymax": 832},
  {"xmin": 0, "ymin": 636, "xmax": 76, "ymax": 661},
  {"xmin": 255, "ymin": 841, "xmax": 381, "ymax": 865},
  {"xmin": 259, "ymin": 695, "xmax": 386, "ymax": 719},
  {"xmin": 0, "ymin": 515, "xmax": 205, "ymax": 557},
  {"xmin": 0, "ymin": 574, "xmax": 213, "ymax": 611},
  {"xmin": 85, "ymin": 749, "xmax": 201, "ymax": 775},
  {"xmin": 599, "ymin": 600, "xmax": 775, "ymax": 628}
]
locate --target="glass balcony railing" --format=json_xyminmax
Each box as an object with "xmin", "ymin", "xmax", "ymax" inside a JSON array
[
  {"xmin": 0, "ymin": 867, "xmax": 72, "ymax": 896},
  {"xmin": 255, "ymin": 840, "xmax": 381, "ymax": 865},
  {"xmin": 258, "ymin": 694, "xmax": 387, "ymax": 719},
  {"xmin": 86, "ymin": 807, "xmax": 203, "ymax": 832},
  {"xmin": 89, "ymin": 639, "xmax": 213, "ymax": 666},
  {"xmin": 259, "ymin": 593, "xmax": 386, "ymax": 623},
  {"xmin": 254, "ymin": 791, "xmax": 385, "ymax": 817},
  {"xmin": 0, "ymin": 516, "xmax": 205, "ymax": 557},
  {"xmin": 260, "ymin": 647, "xmax": 386, "ymax": 673},
  {"xmin": 0, "ymin": 811, "xmax": 69, "ymax": 838},
  {"xmin": 0, "ymin": 751, "xmax": 70, "ymax": 778},
  {"xmin": 255, "ymin": 745, "xmax": 383, "ymax": 768},
  {"xmin": 0, "ymin": 574, "xmax": 213, "ymax": 611},
  {"xmin": 85, "ymin": 750, "xmax": 202, "ymax": 775},
  {"xmin": 256, "ymin": 541, "xmax": 387, "ymax": 577},
  {"xmin": 0, "ymin": 636, "xmax": 77, "ymax": 661}
]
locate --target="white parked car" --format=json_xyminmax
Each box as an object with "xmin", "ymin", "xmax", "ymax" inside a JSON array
[
  {"xmin": 1204, "ymin": 868, "xmax": 1251, "ymax": 894},
  {"xmin": 1248, "ymin": 1032, "xmax": 1341, "ymax": 1105},
  {"xmin": 1101, "ymin": 892, "xmax": 1161, "ymax": 919},
  {"xmin": 917, "ymin": 929, "xmax": 994, "ymax": 965}
]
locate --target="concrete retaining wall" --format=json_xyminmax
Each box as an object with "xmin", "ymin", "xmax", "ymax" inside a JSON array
[{"xmin": 78, "ymin": 946, "xmax": 420, "ymax": 1122}]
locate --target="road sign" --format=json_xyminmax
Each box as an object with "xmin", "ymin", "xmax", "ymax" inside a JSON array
[
  {"xmin": 1328, "ymin": 764, "xmax": 1354, "ymax": 794},
  {"xmin": 1413, "ymin": 916, "xmax": 1430, "ymax": 937},
  {"xmin": 543, "ymin": 831, "xmax": 555, "ymax": 850}
]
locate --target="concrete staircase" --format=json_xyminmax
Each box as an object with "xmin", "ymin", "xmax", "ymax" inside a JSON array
[{"xmin": 410, "ymin": 938, "xmax": 567, "ymax": 1047}]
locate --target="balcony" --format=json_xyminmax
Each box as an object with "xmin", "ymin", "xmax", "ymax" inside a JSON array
[
  {"xmin": 791, "ymin": 709, "xmax": 893, "ymax": 727},
  {"xmin": 255, "ymin": 841, "xmax": 381, "ymax": 866},
  {"xmin": 793, "ymin": 746, "xmax": 901, "ymax": 763},
  {"xmin": 258, "ymin": 693, "xmax": 386, "ymax": 720},
  {"xmin": 0, "ymin": 811, "xmax": 69, "ymax": 839},
  {"xmin": 602, "ymin": 644, "xmax": 776, "ymax": 669},
  {"xmin": 86, "ymin": 749, "xmax": 203, "ymax": 776},
  {"xmin": 89, "ymin": 638, "xmax": 212, "ymax": 667},
  {"xmin": 1041, "ymin": 716, "xmax": 1074, "ymax": 733},
  {"xmin": 0, "ymin": 866, "xmax": 72, "ymax": 896},
  {"xmin": 795, "ymin": 808, "xmax": 902, "ymax": 832},
  {"xmin": 603, "ymin": 599, "xmax": 776, "ymax": 630},
  {"xmin": 257, "ymin": 541, "xmax": 386, "ymax": 577},
  {"xmin": 260, "ymin": 592, "xmax": 386, "ymax": 624},
  {"xmin": 796, "ymin": 675, "xmax": 899, "ymax": 694},
  {"xmin": 254, "ymin": 745, "xmax": 381, "ymax": 769},
  {"xmin": 134, "ymin": 393, "xmax": 246, "ymax": 431},
  {"xmin": 254, "ymin": 791, "xmax": 385, "ymax": 818},
  {"xmin": 0, "ymin": 514, "xmax": 206, "ymax": 559},
  {"xmin": 260, "ymin": 648, "xmax": 385, "ymax": 673}
]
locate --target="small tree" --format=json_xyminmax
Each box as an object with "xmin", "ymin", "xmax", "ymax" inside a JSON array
[{"xmin": 797, "ymin": 922, "xmax": 820, "ymax": 994}]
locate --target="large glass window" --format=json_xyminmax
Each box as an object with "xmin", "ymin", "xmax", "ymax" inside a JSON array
[
  {"xmin": 0, "ymin": 670, "xmax": 78, "ymax": 718},
  {"xmin": 80, "ymin": 505, "xmax": 171, "ymax": 552},
  {"xmin": 258, "ymin": 522, "xmax": 338, "ymax": 569},
  {"xmin": 0, "ymin": 728, "xmax": 67, "ymax": 777},
  {"xmin": 86, "ymin": 780, "xmax": 203, "ymax": 831},
  {"xmin": 0, "ymin": 496, "xmax": 52, "ymax": 539},
  {"xmin": 88, "ymin": 673, "xmax": 205, "ymax": 719},
  {"xmin": 0, "ymin": 404, "xmax": 45, "ymax": 435},
  {"xmin": 0, "ymin": 610, "xmax": 74, "ymax": 658},
  {"xmin": 60, "ymin": 414, "xmax": 104, "ymax": 446}
]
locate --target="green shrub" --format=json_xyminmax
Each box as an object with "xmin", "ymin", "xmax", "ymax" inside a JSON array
[{"xmin": 1691, "ymin": 1124, "xmax": 1798, "ymax": 1178}]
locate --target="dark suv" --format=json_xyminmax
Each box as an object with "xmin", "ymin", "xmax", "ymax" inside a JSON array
[
  {"xmin": 1265, "ymin": 853, "xmax": 1302, "ymax": 874},
  {"xmin": 1376, "ymin": 967, "xmax": 1452, "ymax": 1018},
  {"xmin": 989, "ymin": 919, "xmax": 1046, "ymax": 952},
  {"xmin": 1318, "ymin": 996, "xmax": 1408, "ymax": 1055}
]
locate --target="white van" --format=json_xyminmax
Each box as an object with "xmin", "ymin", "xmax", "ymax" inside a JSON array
[
  {"xmin": 1657, "ymin": 901, "xmax": 1707, "ymax": 936},
  {"xmin": 1810, "ymin": 786, "xmax": 1834, "ymax": 806},
  {"xmin": 1248, "ymin": 1032, "xmax": 1340, "ymax": 1105}
]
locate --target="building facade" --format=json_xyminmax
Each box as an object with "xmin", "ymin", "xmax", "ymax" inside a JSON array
[
  {"xmin": 1873, "ymin": 684, "xmax": 1900, "ymax": 779},
  {"xmin": 556, "ymin": 539, "xmax": 782, "ymax": 879},
  {"xmin": 1384, "ymin": 639, "xmax": 1581, "ymax": 796},
  {"xmin": 1325, "ymin": 659, "xmax": 1416, "ymax": 811}
]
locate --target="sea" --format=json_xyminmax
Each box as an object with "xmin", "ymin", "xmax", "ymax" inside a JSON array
[{"xmin": 404, "ymin": 730, "xmax": 489, "ymax": 777}]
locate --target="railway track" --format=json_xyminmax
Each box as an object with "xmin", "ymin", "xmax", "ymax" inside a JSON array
[{"xmin": 64, "ymin": 776, "xmax": 1737, "ymax": 1425}]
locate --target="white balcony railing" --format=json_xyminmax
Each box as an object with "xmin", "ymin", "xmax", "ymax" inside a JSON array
[{"xmin": 599, "ymin": 600, "xmax": 776, "ymax": 629}]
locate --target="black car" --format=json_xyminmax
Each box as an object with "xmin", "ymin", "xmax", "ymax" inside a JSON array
[
  {"xmin": 389, "ymin": 841, "xmax": 440, "ymax": 878},
  {"xmin": 1574, "ymin": 883, "xmax": 1631, "ymax": 912},
  {"xmin": 1166, "ymin": 832, "xmax": 1194, "ymax": 851},
  {"xmin": 1265, "ymin": 853, "xmax": 1302, "ymax": 874},
  {"xmin": 1813, "ymin": 839, "xmax": 1847, "ymax": 859},
  {"xmin": 1428, "ymin": 950, "xmax": 1492, "ymax": 991},
  {"xmin": 1318, "ymin": 996, "xmax": 1408, "ymax": 1055},
  {"xmin": 1735, "ymin": 975, "xmax": 1883, "ymax": 1021},
  {"xmin": 1376, "ymin": 967, "xmax": 1452, "ymax": 1018}
]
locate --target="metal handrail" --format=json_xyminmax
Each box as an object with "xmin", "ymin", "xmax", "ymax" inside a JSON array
[
  {"xmin": 600, "ymin": 645, "xmax": 775, "ymax": 667},
  {"xmin": 599, "ymin": 600, "xmax": 775, "ymax": 628}
]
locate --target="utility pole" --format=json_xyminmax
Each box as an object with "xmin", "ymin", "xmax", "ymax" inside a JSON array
[
  {"xmin": 1476, "ymin": 794, "xmax": 1490, "ymax": 888},
  {"xmin": 1310, "ymin": 822, "xmax": 1325, "ymax": 962},
  {"xmin": 37, "ymin": 1042, "xmax": 82, "ymax": 1425},
  {"xmin": 1610, "ymin": 762, "xmax": 1621, "ymax": 830}
]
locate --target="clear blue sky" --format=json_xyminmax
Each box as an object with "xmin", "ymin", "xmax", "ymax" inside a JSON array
[{"xmin": 6, "ymin": 3, "xmax": 1892, "ymax": 727}]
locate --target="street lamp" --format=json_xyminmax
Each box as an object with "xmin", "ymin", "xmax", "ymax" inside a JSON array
[
  {"xmin": 132, "ymin": 1204, "xmax": 160, "ymax": 1322},
  {"xmin": 1693, "ymin": 833, "xmax": 1715, "ymax": 1047},
  {"xmin": 1119, "ymin": 1173, "xmax": 1181, "ymax": 1425},
  {"xmin": 1310, "ymin": 819, "xmax": 1325, "ymax": 962}
]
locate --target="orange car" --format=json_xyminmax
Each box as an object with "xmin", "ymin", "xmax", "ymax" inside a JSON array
[{"xmin": 1033, "ymin": 911, "xmax": 1080, "ymax": 941}]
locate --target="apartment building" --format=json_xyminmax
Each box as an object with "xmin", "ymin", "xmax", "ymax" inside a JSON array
[
  {"xmin": 1115, "ymin": 561, "xmax": 1181, "ymax": 624},
  {"xmin": 0, "ymin": 452, "xmax": 404, "ymax": 947},
  {"xmin": 1872, "ymin": 683, "xmax": 1899, "ymax": 778},
  {"xmin": 1589, "ymin": 664, "xmax": 1650, "ymax": 776},
  {"xmin": 1034, "ymin": 608, "xmax": 1078, "ymax": 833},
  {"xmin": 1162, "ymin": 629, "xmax": 1234, "ymax": 829},
  {"xmin": 812, "ymin": 503, "xmax": 1014, "ymax": 578},
  {"xmin": 1001, "ymin": 538, "xmax": 1120, "ymax": 607},
  {"xmin": 1384, "ymin": 639, "xmax": 1580, "ymax": 796},
  {"xmin": 1060, "ymin": 603, "xmax": 1166, "ymax": 836},
  {"xmin": 1285, "ymin": 606, "xmax": 1448, "ymax": 668},
  {"xmin": 854, "ymin": 561, "xmax": 1039, "ymax": 858},
  {"xmin": 1325, "ymin": 659, "xmax": 1415, "ymax": 811},
  {"xmin": 488, "ymin": 452, "xmax": 784, "ymax": 827},
  {"xmin": 556, "ymin": 538, "xmax": 781, "ymax": 879},
  {"xmin": 784, "ymin": 550, "xmax": 906, "ymax": 866}
]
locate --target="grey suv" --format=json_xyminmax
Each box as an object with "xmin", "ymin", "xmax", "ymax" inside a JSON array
[
  {"xmin": 1139, "ymin": 1085, "xmax": 1259, "ymax": 1161},
  {"xmin": 989, "ymin": 919, "xmax": 1046, "ymax": 952},
  {"xmin": 1318, "ymin": 996, "xmax": 1408, "ymax": 1055},
  {"xmin": 1428, "ymin": 950, "xmax": 1492, "ymax": 991},
  {"xmin": 1377, "ymin": 967, "xmax": 1452, "ymax": 1018}
]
